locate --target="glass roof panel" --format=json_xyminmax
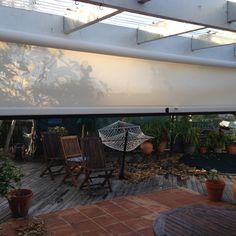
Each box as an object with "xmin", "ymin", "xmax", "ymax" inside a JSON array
[
  {"xmin": 102, "ymin": 11, "xmax": 161, "ymax": 28},
  {"xmin": 0, "ymin": 1, "xmax": 203, "ymax": 33},
  {"xmin": 102, "ymin": 11, "xmax": 204, "ymax": 36},
  {"xmin": 1, "ymin": 0, "xmax": 236, "ymax": 46},
  {"xmin": 0, "ymin": 0, "xmax": 116, "ymax": 16},
  {"xmin": 183, "ymin": 28, "xmax": 236, "ymax": 45}
]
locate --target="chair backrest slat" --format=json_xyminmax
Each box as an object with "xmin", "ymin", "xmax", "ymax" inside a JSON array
[
  {"xmin": 41, "ymin": 132, "xmax": 63, "ymax": 160},
  {"xmin": 81, "ymin": 137, "xmax": 106, "ymax": 169},
  {"xmin": 60, "ymin": 135, "xmax": 82, "ymax": 159}
]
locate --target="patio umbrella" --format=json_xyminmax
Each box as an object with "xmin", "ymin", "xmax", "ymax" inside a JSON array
[{"xmin": 98, "ymin": 120, "xmax": 153, "ymax": 179}]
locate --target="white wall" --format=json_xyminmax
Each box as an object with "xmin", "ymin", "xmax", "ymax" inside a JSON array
[{"xmin": 0, "ymin": 41, "xmax": 236, "ymax": 116}]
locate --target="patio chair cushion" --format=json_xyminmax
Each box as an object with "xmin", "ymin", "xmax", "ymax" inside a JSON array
[{"xmin": 67, "ymin": 156, "xmax": 84, "ymax": 162}]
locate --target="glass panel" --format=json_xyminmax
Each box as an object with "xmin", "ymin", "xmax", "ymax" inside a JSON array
[
  {"xmin": 1, "ymin": 0, "xmax": 236, "ymax": 45},
  {"xmin": 0, "ymin": 0, "xmax": 116, "ymax": 17},
  {"xmin": 102, "ymin": 11, "xmax": 204, "ymax": 35},
  {"xmin": 187, "ymin": 28, "xmax": 236, "ymax": 45}
]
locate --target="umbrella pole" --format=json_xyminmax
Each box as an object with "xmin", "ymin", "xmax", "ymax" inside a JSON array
[{"xmin": 119, "ymin": 130, "xmax": 128, "ymax": 179}]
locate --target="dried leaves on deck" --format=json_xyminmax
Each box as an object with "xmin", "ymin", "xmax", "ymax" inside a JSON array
[
  {"xmin": 111, "ymin": 155, "xmax": 207, "ymax": 183},
  {"xmin": 15, "ymin": 218, "xmax": 47, "ymax": 236}
]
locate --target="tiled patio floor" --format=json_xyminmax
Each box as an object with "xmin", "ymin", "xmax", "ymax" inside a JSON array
[{"xmin": 1, "ymin": 188, "xmax": 235, "ymax": 236}]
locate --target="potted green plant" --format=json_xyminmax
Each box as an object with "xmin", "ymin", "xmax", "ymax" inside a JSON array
[
  {"xmin": 157, "ymin": 118, "xmax": 171, "ymax": 153},
  {"xmin": 171, "ymin": 119, "xmax": 185, "ymax": 153},
  {"xmin": 205, "ymin": 169, "xmax": 225, "ymax": 201},
  {"xmin": 207, "ymin": 130, "xmax": 226, "ymax": 153},
  {"xmin": 0, "ymin": 158, "xmax": 33, "ymax": 218},
  {"xmin": 225, "ymin": 131, "xmax": 236, "ymax": 155},
  {"xmin": 199, "ymin": 131, "xmax": 212, "ymax": 154},
  {"xmin": 141, "ymin": 118, "xmax": 171, "ymax": 154},
  {"xmin": 183, "ymin": 127, "xmax": 200, "ymax": 154},
  {"xmin": 199, "ymin": 140, "xmax": 208, "ymax": 154}
]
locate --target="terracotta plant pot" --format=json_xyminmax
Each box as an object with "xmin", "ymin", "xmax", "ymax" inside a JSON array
[
  {"xmin": 227, "ymin": 144, "xmax": 236, "ymax": 155},
  {"xmin": 233, "ymin": 184, "xmax": 236, "ymax": 201},
  {"xmin": 140, "ymin": 142, "xmax": 153, "ymax": 155},
  {"xmin": 199, "ymin": 146, "xmax": 208, "ymax": 154},
  {"xmin": 8, "ymin": 189, "xmax": 33, "ymax": 218},
  {"xmin": 159, "ymin": 140, "xmax": 167, "ymax": 153},
  {"xmin": 205, "ymin": 180, "xmax": 225, "ymax": 201}
]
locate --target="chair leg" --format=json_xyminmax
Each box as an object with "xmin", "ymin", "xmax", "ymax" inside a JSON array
[
  {"xmin": 40, "ymin": 167, "xmax": 47, "ymax": 178},
  {"xmin": 80, "ymin": 170, "xmax": 113, "ymax": 192},
  {"xmin": 101, "ymin": 171, "xmax": 113, "ymax": 192},
  {"xmin": 70, "ymin": 174, "xmax": 78, "ymax": 187},
  {"xmin": 40, "ymin": 163, "xmax": 65, "ymax": 181},
  {"xmin": 107, "ymin": 177, "xmax": 112, "ymax": 192},
  {"xmin": 57, "ymin": 166, "xmax": 65, "ymax": 174},
  {"xmin": 62, "ymin": 165, "xmax": 85, "ymax": 187},
  {"xmin": 40, "ymin": 166, "xmax": 54, "ymax": 180},
  {"xmin": 62, "ymin": 166, "xmax": 70, "ymax": 184},
  {"xmin": 74, "ymin": 166, "xmax": 83, "ymax": 179},
  {"xmin": 80, "ymin": 171, "xmax": 91, "ymax": 190},
  {"xmin": 48, "ymin": 166, "xmax": 55, "ymax": 180},
  {"xmin": 62, "ymin": 166, "xmax": 77, "ymax": 187}
]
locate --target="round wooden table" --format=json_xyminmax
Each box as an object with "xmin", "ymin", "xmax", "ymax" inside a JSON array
[{"xmin": 153, "ymin": 204, "xmax": 236, "ymax": 236}]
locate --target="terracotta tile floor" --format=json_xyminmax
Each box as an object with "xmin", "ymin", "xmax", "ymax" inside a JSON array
[{"xmin": 0, "ymin": 187, "xmax": 235, "ymax": 236}]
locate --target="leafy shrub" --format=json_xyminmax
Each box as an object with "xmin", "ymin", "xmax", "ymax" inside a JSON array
[
  {"xmin": 0, "ymin": 158, "xmax": 23, "ymax": 199},
  {"xmin": 48, "ymin": 126, "xmax": 68, "ymax": 136}
]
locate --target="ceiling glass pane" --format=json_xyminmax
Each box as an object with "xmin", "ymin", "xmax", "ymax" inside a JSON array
[
  {"xmin": 0, "ymin": 0, "xmax": 116, "ymax": 17},
  {"xmin": 185, "ymin": 28, "xmax": 236, "ymax": 45},
  {"xmin": 1, "ymin": 0, "xmax": 236, "ymax": 46},
  {"xmin": 102, "ymin": 11, "xmax": 204, "ymax": 36}
]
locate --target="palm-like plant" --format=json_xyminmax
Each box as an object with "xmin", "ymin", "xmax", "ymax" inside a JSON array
[
  {"xmin": 142, "ymin": 118, "xmax": 171, "ymax": 144},
  {"xmin": 183, "ymin": 127, "xmax": 201, "ymax": 145}
]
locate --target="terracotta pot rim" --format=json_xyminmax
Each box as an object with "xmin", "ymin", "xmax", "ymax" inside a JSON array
[
  {"xmin": 9, "ymin": 189, "xmax": 33, "ymax": 198},
  {"xmin": 206, "ymin": 180, "xmax": 225, "ymax": 183}
]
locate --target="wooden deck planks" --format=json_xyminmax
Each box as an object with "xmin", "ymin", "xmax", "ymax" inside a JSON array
[{"xmin": 0, "ymin": 161, "xmax": 236, "ymax": 223}]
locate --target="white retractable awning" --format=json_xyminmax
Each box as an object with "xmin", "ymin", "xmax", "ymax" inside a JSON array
[{"xmin": 1, "ymin": 0, "xmax": 236, "ymax": 116}]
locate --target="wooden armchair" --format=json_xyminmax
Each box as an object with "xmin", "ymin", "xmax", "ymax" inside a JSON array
[
  {"xmin": 80, "ymin": 137, "xmax": 115, "ymax": 192},
  {"xmin": 60, "ymin": 135, "xmax": 84, "ymax": 187},
  {"xmin": 40, "ymin": 132, "xmax": 65, "ymax": 180}
]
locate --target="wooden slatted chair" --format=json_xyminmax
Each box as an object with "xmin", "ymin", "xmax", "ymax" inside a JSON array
[
  {"xmin": 80, "ymin": 137, "xmax": 115, "ymax": 192},
  {"xmin": 40, "ymin": 132, "xmax": 65, "ymax": 180},
  {"xmin": 60, "ymin": 135, "xmax": 84, "ymax": 187}
]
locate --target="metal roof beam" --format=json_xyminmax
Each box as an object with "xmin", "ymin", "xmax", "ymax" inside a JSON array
[
  {"xmin": 78, "ymin": 0, "xmax": 236, "ymax": 32},
  {"xmin": 136, "ymin": 24, "xmax": 204, "ymax": 44},
  {"xmin": 63, "ymin": 10, "xmax": 120, "ymax": 34},
  {"xmin": 137, "ymin": 0, "xmax": 151, "ymax": 4},
  {"xmin": 0, "ymin": 6, "xmax": 236, "ymax": 67},
  {"xmin": 191, "ymin": 31, "xmax": 236, "ymax": 51},
  {"xmin": 227, "ymin": 1, "xmax": 236, "ymax": 23}
]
